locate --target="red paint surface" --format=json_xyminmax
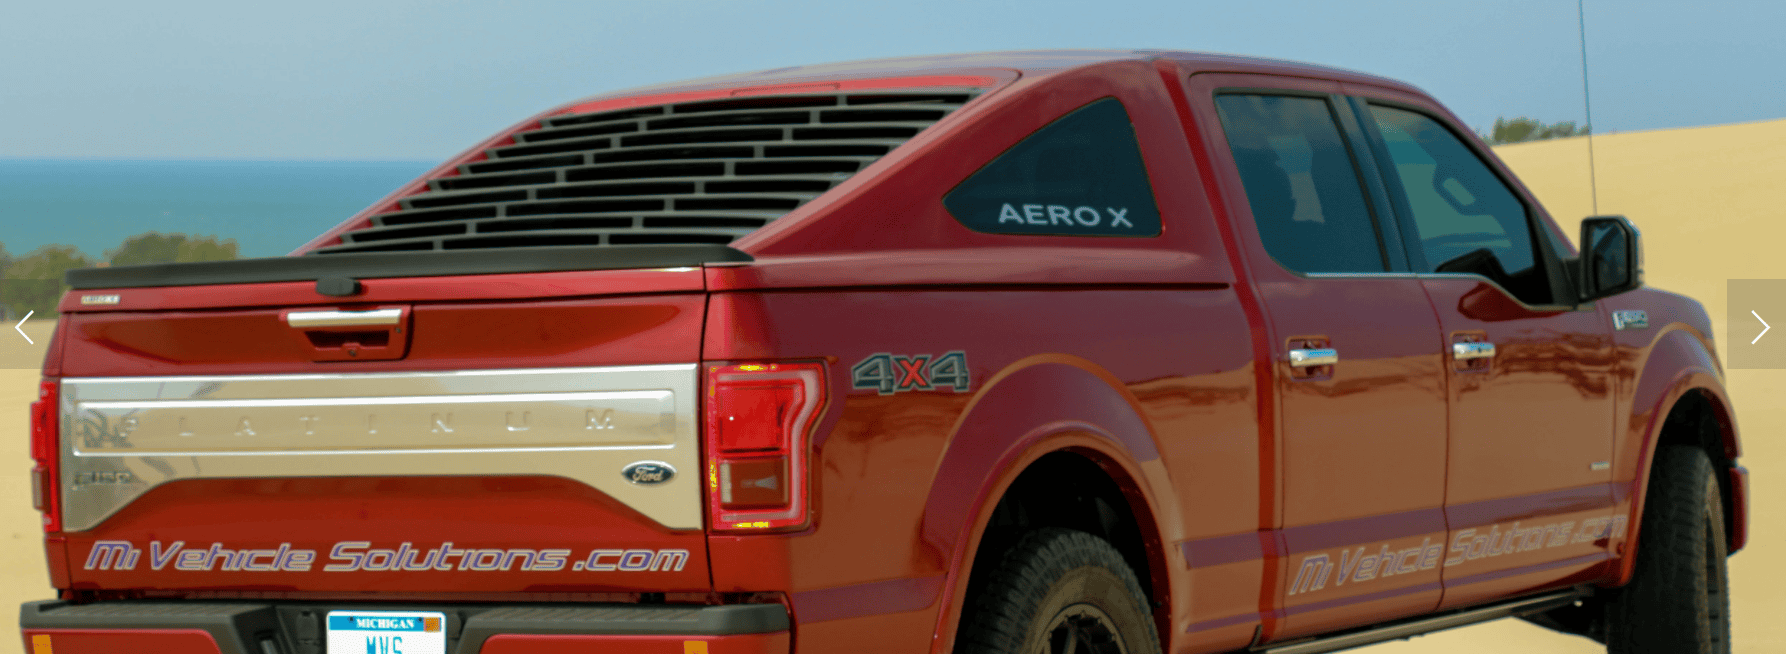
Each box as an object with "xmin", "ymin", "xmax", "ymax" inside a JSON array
[
  {"xmin": 478, "ymin": 632, "xmax": 789, "ymax": 654},
  {"xmin": 1421, "ymin": 279, "xmax": 1619, "ymax": 609},
  {"xmin": 21, "ymin": 629, "xmax": 221, "ymax": 654},
  {"xmin": 1167, "ymin": 62, "xmax": 1284, "ymax": 648}
]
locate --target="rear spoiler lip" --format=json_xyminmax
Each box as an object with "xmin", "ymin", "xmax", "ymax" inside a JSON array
[{"xmin": 65, "ymin": 245, "xmax": 753, "ymax": 290}]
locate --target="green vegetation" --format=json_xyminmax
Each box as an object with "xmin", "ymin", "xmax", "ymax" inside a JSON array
[
  {"xmin": 2, "ymin": 245, "xmax": 92, "ymax": 320},
  {"xmin": 1484, "ymin": 117, "xmax": 1591, "ymax": 145},
  {"xmin": 106, "ymin": 232, "xmax": 240, "ymax": 267},
  {"xmin": 2, "ymin": 233, "xmax": 239, "ymax": 319}
]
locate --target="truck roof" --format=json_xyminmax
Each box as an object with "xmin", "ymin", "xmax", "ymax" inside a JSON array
[{"xmin": 560, "ymin": 49, "xmax": 1426, "ymax": 108}]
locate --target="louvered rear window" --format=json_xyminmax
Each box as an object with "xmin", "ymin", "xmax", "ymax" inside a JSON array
[{"xmin": 313, "ymin": 90, "xmax": 978, "ymax": 254}]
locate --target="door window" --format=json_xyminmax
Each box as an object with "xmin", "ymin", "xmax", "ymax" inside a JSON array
[
  {"xmin": 1214, "ymin": 94, "xmax": 1387, "ymax": 273},
  {"xmin": 1367, "ymin": 105, "xmax": 1552, "ymax": 304}
]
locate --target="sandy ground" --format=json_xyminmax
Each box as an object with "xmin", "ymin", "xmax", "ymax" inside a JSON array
[{"xmin": 1, "ymin": 119, "xmax": 1783, "ymax": 652}]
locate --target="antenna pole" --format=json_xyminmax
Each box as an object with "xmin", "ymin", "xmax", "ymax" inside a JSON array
[{"xmin": 1579, "ymin": 0, "xmax": 1600, "ymax": 215}]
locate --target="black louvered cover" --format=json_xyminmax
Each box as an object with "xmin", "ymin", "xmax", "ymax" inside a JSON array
[{"xmin": 313, "ymin": 91, "xmax": 978, "ymax": 254}]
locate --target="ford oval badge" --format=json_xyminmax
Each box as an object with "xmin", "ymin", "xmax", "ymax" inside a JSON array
[{"xmin": 622, "ymin": 461, "xmax": 676, "ymax": 485}]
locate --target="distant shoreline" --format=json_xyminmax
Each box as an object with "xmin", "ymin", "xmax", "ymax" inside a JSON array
[
  {"xmin": 0, "ymin": 158, "xmax": 433, "ymax": 260},
  {"xmin": 0, "ymin": 156, "xmax": 437, "ymax": 164}
]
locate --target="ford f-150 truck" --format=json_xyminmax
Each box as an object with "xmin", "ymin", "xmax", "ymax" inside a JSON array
[{"xmin": 20, "ymin": 50, "xmax": 1748, "ymax": 654}]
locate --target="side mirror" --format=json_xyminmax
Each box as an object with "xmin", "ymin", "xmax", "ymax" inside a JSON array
[{"xmin": 1578, "ymin": 215, "xmax": 1643, "ymax": 302}]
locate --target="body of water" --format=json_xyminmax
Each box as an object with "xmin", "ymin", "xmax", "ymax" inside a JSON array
[{"xmin": 0, "ymin": 159, "xmax": 435, "ymax": 260}]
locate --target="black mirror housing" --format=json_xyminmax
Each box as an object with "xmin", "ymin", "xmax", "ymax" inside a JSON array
[{"xmin": 1578, "ymin": 215, "xmax": 1643, "ymax": 303}]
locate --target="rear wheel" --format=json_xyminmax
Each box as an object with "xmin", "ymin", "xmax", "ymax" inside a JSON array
[
  {"xmin": 1604, "ymin": 445, "xmax": 1731, "ymax": 653},
  {"xmin": 956, "ymin": 528, "xmax": 1161, "ymax": 654}
]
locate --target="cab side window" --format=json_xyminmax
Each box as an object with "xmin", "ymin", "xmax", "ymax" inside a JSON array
[
  {"xmin": 944, "ymin": 98, "xmax": 1162, "ymax": 237},
  {"xmin": 1214, "ymin": 94, "xmax": 1388, "ymax": 274},
  {"xmin": 1367, "ymin": 105, "xmax": 1552, "ymax": 304}
]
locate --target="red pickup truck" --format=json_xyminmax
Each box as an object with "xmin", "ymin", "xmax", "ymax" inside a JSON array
[{"xmin": 21, "ymin": 50, "xmax": 1746, "ymax": 654}]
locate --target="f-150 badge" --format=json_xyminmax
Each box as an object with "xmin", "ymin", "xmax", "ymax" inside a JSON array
[{"xmin": 852, "ymin": 351, "xmax": 970, "ymax": 395}]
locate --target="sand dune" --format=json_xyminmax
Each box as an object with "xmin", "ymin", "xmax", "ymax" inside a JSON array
[{"xmin": 1, "ymin": 118, "xmax": 1782, "ymax": 652}]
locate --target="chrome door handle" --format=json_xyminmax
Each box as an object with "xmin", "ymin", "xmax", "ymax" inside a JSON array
[
  {"xmin": 286, "ymin": 308, "xmax": 403, "ymax": 328},
  {"xmin": 1289, "ymin": 348, "xmax": 1338, "ymax": 367},
  {"xmin": 1453, "ymin": 341, "xmax": 1496, "ymax": 361}
]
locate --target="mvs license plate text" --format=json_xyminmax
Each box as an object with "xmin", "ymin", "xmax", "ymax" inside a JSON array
[{"xmin": 327, "ymin": 611, "xmax": 446, "ymax": 654}]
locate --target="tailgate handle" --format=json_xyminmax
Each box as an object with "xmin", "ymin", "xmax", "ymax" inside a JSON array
[
  {"xmin": 283, "ymin": 306, "xmax": 412, "ymax": 362},
  {"xmin": 286, "ymin": 308, "xmax": 404, "ymax": 328}
]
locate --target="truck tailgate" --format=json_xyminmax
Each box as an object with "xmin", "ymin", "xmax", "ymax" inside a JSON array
[{"xmin": 51, "ymin": 265, "xmax": 713, "ymax": 595}]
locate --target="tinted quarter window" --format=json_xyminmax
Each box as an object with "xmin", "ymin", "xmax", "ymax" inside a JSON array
[
  {"xmin": 945, "ymin": 98, "xmax": 1162, "ymax": 237},
  {"xmin": 1215, "ymin": 94, "xmax": 1386, "ymax": 273},
  {"xmin": 1369, "ymin": 105, "xmax": 1549, "ymax": 302}
]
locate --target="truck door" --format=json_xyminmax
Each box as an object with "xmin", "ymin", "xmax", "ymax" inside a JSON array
[
  {"xmin": 1347, "ymin": 93, "xmax": 1619, "ymax": 609},
  {"xmin": 1190, "ymin": 74, "xmax": 1449, "ymax": 642}
]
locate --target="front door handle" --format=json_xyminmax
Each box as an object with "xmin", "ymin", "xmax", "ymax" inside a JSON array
[
  {"xmin": 1289, "ymin": 348, "xmax": 1339, "ymax": 367},
  {"xmin": 1452, "ymin": 341, "xmax": 1496, "ymax": 361}
]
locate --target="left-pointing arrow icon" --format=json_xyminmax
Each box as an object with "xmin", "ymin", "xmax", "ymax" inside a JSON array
[
  {"xmin": 1755, "ymin": 310, "xmax": 1771, "ymax": 345},
  {"xmin": 13, "ymin": 310, "xmax": 33, "ymax": 345}
]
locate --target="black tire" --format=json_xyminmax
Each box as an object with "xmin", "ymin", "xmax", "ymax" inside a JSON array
[
  {"xmin": 1605, "ymin": 445, "xmax": 1731, "ymax": 653},
  {"xmin": 956, "ymin": 528, "xmax": 1162, "ymax": 654}
]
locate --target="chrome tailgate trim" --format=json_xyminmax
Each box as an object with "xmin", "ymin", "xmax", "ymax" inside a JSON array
[{"xmin": 60, "ymin": 365, "xmax": 700, "ymax": 531}]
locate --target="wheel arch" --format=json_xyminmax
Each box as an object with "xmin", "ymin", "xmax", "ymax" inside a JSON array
[
  {"xmin": 920, "ymin": 354, "xmax": 1179, "ymax": 654},
  {"xmin": 1612, "ymin": 328, "xmax": 1744, "ymax": 585}
]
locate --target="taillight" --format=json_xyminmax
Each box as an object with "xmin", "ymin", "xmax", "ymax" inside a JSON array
[
  {"xmin": 704, "ymin": 362, "xmax": 825, "ymax": 532},
  {"xmin": 29, "ymin": 379, "xmax": 60, "ymax": 533}
]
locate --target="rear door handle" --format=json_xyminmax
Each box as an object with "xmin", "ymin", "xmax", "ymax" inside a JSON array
[
  {"xmin": 1452, "ymin": 341, "xmax": 1496, "ymax": 361},
  {"xmin": 1289, "ymin": 348, "xmax": 1339, "ymax": 367}
]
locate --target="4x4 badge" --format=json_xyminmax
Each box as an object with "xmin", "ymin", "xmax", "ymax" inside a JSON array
[{"xmin": 851, "ymin": 351, "xmax": 970, "ymax": 396}]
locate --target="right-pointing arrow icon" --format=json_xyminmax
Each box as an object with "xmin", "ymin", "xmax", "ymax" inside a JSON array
[
  {"xmin": 1755, "ymin": 310, "xmax": 1771, "ymax": 345},
  {"xmin": 12, "ymin": 310, "xmax": 32, "ymax": 345}
]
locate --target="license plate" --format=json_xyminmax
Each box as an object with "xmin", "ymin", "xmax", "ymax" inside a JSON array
[{"xmin": 326, "ymin": 610, "xmax": 447, "ymax": 654}]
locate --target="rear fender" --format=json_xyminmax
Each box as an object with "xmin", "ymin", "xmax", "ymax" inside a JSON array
[
  {"xmin": 920, "ymin": 354, "xmax": 1178, "ymax": 653},
  {"xmin": 1611, "ymin": 328, "xmax": 1742, "ymax": 585}
]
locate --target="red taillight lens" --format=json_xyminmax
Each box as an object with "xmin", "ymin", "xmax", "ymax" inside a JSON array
[
  {"xmin": 714, "ymin": 379, "xmax": 802, "ymax": 452},
  {"xmin": 29, "ymin": 379, "xmax": 60, "ymax": 533},
  {"xmin": 705, "ymin": 362, "xmax": 825, "ymax": 532}
]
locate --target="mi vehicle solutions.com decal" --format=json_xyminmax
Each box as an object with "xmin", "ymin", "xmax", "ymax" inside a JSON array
[
  {"xmin": 81, "ymin": 540, "xmax": 689, "ymax": 573},
  {"xmin": 1286, "ymin": 514, "xmax": 1630, "ymax": 597}
]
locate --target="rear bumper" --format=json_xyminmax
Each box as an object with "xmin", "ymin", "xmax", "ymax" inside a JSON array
[{"xmin": 20, "ymin": 600, "xmax": 790, "ymax": 654}]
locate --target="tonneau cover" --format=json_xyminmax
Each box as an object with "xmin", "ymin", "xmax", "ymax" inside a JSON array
[{"xmin": 65, "ymin": 244, "xmax": 751, "ymax": 289}]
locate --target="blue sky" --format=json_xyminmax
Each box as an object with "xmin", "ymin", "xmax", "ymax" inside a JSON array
[{"xmin": 5, "ymin": 0, "xmax": 1783, "ymax": 161}]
